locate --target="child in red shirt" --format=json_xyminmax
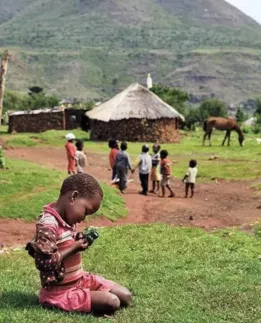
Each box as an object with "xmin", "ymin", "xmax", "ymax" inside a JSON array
[
  {"xmin": 26, "ymin": 173, "xmax": 132, "ymax": 315},
  {"xmin": 108, "ymin": 139, "xmax": 119, "ymax": 180},
  {"xmin": 65, "ymin": 133, "xmax": 76, "ymax": 175},
  {"xmin": 160, "ymin": 150, "xmax": 175, "ymax": 198}
]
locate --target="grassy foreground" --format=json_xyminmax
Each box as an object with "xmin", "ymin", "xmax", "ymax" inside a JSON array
[
  {"xmin": 0, "ymin": 158, "xmax": 126, "ymax": 221},
  {"xmin": 1, "ymin": 225, "xmax": 261, "ymax": 323}
]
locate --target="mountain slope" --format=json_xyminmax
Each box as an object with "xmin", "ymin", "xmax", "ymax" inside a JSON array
[{"xmin": 0, "ymin": 0, "xmax": 261, "ymax": 103}]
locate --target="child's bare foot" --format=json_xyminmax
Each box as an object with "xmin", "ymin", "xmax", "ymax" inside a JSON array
[
  {"xmin": 184, "ymin": 195, "xmax": 188, "ymax": 198},
  {"xmin": 149, "ymin": 190, "xmax": 156, "ymax": 194},
  {"xmin": 168, "ymin": 193, "xmax": 175, "ymax": 198}
]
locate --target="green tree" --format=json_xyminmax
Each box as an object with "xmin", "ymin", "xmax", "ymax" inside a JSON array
[
  {"xmin": 255, "ymin": 98, "xmax": 261, "ymax": 116},
  {"xmin": 185, "ymin": 108, "xmax": 201, "ymax": 130},
  {"xmin": 27, "ymin": 87, "xmax": 59, "ymax": 110},
  {"xmin": 151, "ymin": 84, "xmax": 189, "ymax": 115},
  {"xmin": 199, "ymin": 98, "xmax": 227, "ymax": 121},
  {"xmin": 235, "ymin": 108, "xmax": 247, "ymax": 123},
  {"xmin": 254, "ymin": 99, "xmax": 261, "ymax": 129},
  {"xmin": 3, "ymin": 91, "xmax": 29, "ymax": 113},
  {"xmin": 28, "ymin": 86, "xmax": 44, "ymax": 95}
]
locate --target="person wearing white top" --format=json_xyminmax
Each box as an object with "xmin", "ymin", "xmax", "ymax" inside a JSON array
[
  {"xmin": 75, "ymin": 140, "xmax": 88, "ymax": 173},
  {"xmin": 134, "ymin": 145, "xmax": 152, "ymax": 196},
  {"xmin": 182, "ymin": 160, "xmax": 198, "ymax": 198}
]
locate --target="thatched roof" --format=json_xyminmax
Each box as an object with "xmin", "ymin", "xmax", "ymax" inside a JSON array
[{"xmin": 87, "ymin": 83, "xmax": 185, "ymax": 122}]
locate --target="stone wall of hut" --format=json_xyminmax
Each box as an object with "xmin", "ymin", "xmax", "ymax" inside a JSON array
[
  {"xmin": 8, "ymin": 109, "xmax": 89, "ymax": 133},
  {"xmin": 8, "ymin": 111, "xmax": 64, "ymax": 133},
  {"xmin": 90, "ymin": 118, "xmax": 180, "ymax": 143}
]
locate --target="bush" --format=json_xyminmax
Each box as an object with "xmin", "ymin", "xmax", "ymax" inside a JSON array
[
  {"xmin": 199, "ymin": 98, "xmax": 228, "ymax": 121},
  {"xmin": 242, "ymin": 125, "xmax": 251, "ymax": 134},
  {"xmin": 252, "ymin": 125, "xmax": 261, "ymax": 134}
]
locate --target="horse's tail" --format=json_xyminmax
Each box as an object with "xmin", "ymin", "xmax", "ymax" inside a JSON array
[{"xmin": 203, "ymin": 119, "xmax": 208, "ymax": 132}]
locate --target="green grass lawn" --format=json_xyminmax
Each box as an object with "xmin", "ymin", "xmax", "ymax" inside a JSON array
[
  {"xmin": 0, "ymin": 158, "xmax": 126, "ymax": 221},
  {"xmin": 2, "ymin": 225, "xmax": 261, "ymax": 323},
  {"xmin": 2, "ymin": 129, "xmax": 261, "ymax": 322},
  {"xmin": 2, "ymin": 127, "xmax": 261, "ymax": 181}
]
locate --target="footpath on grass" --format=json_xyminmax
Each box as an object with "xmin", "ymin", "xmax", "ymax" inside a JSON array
[{"xmin": 1, "ymin": 146, "xmax": 261, "ymax": 247}]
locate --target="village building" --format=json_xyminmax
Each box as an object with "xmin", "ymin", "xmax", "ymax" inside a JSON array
[
  {"xmin": 87, "ymin": 83, "xmax": 185, "ymax": 143},
  {"xmin": 8, "ymin": 107, "xmax": 89, "ymax": 133}
]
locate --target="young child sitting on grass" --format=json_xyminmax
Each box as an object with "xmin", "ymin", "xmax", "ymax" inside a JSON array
[
  {"xmin": 160, "ymin": 150, "xmax": 175, "ymax": 198},
  {"xmin": 75, "ymin": 140, "xmax": 88, "ymax": 174},
  {"xmin": 26, "ymin": 173, "xmax": 132, "ymax": 315},
  {"xmin": 182, "ymin": 159, "xmax": 198, "ymax": 198}
]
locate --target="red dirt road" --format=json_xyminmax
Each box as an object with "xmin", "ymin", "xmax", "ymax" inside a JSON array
[{"xmin": 1, "ymin": 147, "xmax": 261, "ymax": 247}]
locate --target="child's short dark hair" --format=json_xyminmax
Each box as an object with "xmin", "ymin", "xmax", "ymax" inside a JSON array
[
  {"xmin": 189, "ymin": 160, "xmax": 197, "ymax": 168},
  {"xmin": 153, "ymin": 143, "xmax": 161, "ymax": 152},
  {"xmin": 160, "ymin": 150, "xmax": 168, "ymax": 159},
  {"xmin": 108, "ymin": 138, "xmax": 118, "ymax": 149},
  {"xmin": 75, "ymin": 140, "xmax": 84, "ymax": 150},
  {"xmin": 121, "ymin": 141, "xmax": 128, "ymax": 151},
  {"xmin": 60, "ymin": 173, "xmax": 103, "ymax": 200},
  {"xmin": 142, "ymin": 144, "xmax": 149, "ymax": 153}
]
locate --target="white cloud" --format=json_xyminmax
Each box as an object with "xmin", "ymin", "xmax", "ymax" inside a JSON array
[{"xmin": 225, "ymin": 0, "xmax": 261, "ymax": 24}]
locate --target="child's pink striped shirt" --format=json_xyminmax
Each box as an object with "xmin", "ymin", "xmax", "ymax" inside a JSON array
[{"xmin": 26, "ymin": 204, "xmax": 84, "ymax": 287}]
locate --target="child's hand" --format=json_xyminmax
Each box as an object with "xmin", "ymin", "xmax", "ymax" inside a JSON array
[{"xmin": 74, "ymin": 239, "xmax": 89, "ymax": 252}]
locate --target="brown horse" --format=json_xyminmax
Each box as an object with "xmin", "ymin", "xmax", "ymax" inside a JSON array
[{"xmin": 203, "ymin": 117, "xmax": 244, "ymax": 147}]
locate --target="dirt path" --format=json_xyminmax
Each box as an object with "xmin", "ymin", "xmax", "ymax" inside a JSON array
[{"xmin": 2, "ymin": 146, "xmax": 261, "ymax": 247}]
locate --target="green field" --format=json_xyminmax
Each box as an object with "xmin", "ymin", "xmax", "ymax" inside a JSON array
[
  {"xmin": 0, "ymin": 158, "xmax": 126, "ymax": 221},
  {"xmin": 2, "ymin": 225, "xmax": 261, "ymax": 323},
  {"xmin": 2, "ymin": 128, "xmax": 261, "ymax": 181},
  {"xmin": 2, "ymin": 129, "xmax": 261, "ymax": 322}
]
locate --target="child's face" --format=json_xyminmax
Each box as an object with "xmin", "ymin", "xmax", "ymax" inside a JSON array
[{"xmin": 64, "ymin": 192, "xmax": 101, "ymax": 226}]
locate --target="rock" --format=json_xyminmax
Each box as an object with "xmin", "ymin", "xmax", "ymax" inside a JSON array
[{"xmin": 209, "ymin": 156, "xmax": 218, "ymax": 161}]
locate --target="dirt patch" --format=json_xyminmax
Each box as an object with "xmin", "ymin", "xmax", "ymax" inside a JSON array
[{"xmin": 1, "ymin": 147, "xmax": 261, "ymax": 247}]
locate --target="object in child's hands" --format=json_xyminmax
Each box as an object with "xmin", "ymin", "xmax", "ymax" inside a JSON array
[{"xmin": 83, "ymin": 228, "xmax": 99, "ymax": 246}]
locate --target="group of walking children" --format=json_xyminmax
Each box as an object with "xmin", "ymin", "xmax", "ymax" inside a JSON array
[
  {"xmin": 65, "ymin": 133, "xmax": 88, "ymax": 174},
  {"xmin": 108, "ymin": 139, "xmax": 198, "ymax": 198}
]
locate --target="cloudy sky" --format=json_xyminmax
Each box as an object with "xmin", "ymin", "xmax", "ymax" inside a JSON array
[{"xmin": 225, "ymin": 0, "xmax": 261, "ymax": 24}]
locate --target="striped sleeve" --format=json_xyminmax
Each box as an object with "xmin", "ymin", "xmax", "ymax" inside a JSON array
[{"xmin": 26, "ymin": 213, "xmax": 62, "ymax": 271}]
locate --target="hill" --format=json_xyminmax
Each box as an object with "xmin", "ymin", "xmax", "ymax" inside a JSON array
[{"xmin": 0, "ymin": 0, "xmax": 261, "ymax": 103}]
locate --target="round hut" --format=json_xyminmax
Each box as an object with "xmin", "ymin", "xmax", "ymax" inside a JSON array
[{"xmin": 87, "ymin": 83, "xmax": 185, "ymax": 143}]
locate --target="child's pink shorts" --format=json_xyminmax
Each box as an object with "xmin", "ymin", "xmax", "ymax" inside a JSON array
[{"xmin": 39, "ymin": 272, "xmax": 115, "ymax": 313}]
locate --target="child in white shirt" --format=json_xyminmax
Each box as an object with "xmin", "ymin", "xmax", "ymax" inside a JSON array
[
  {"xmin": 182, "ymin": 160, "xmax": 198, "ymax": 198},
  {"xmin": 134, "ymin": 144, "xmax": 152, "ymax": 196},
  {"xmin": 75, "ymin": 140, "xmax": 88, "ymax": 173}
]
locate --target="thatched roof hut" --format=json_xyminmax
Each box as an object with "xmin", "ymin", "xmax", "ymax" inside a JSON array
[{"xmin": 87, "ymin": 83, "xmax": 185, "ymax": 143}]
